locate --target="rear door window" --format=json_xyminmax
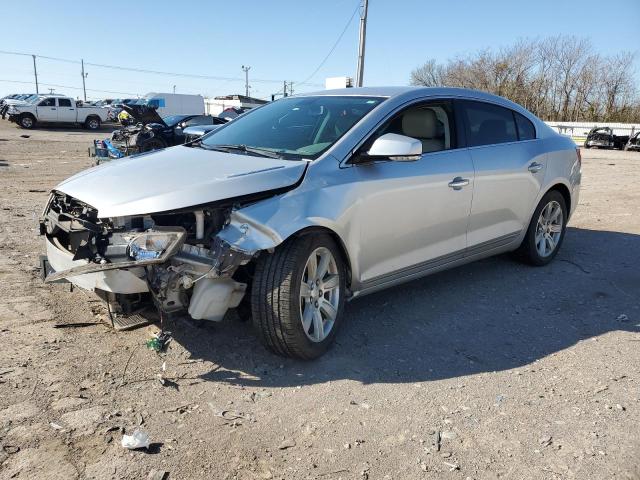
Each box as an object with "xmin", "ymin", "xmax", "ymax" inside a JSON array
[
  {"xmin": 461, "ymin": 101, "xmax": 518, "ymax": 147},
  {"xmin": 58, "ymin": 98, "xmax": 72, "ymax": 107}
]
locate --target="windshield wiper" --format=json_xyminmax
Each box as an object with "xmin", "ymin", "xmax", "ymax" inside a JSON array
[{"xmin": 207, "ymin": 144, "xmax": 283, "ymax": 159}]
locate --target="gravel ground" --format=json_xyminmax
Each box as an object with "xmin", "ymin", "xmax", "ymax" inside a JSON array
[{"xmin": 0, "ymin": 119, "xmax": 638, "ymax": 480}]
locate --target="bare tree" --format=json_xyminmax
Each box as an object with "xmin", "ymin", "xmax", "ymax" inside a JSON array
[{"xmin": 410, "ymin": 36, "xmax": 639, "ymax": 122}]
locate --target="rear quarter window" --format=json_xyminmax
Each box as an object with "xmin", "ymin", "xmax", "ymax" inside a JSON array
[
  {"xmin": 461, "ymin": 100, "xmax": 518, "ymax": 147},
  {"xmin": 514, "ymin": 111, "xmax": 536, "ymax": 140}
]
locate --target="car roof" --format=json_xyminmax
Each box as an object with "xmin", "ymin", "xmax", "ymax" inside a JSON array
[{"xmin": 295, "ymin": 86, "xmax": 538, "ymax": 120}]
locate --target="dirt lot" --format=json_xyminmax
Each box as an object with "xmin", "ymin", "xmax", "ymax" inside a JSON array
[{"xmin": 0, "ymin": 119, "xmax": 638, "ymax": 480}]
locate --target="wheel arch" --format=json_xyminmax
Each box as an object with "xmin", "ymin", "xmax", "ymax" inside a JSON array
[
  {"xmin": 545, "ymin": 182, "xmax": 571, "ymax": 214},
  {"xmin": 289, "ymin": 226, "xmax": 353, "ymax": 289},
  {"xmin": 217, "ymin": 210, "xmax": 355, "ymax": 291}
]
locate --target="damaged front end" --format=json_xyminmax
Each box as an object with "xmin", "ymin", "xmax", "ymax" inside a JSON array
[
  {"xmin": 109, "ymin": 123, "xmax": 164, "ymax": 156},
  {"xmin": 41, "ymin": 191, "xmax": 256, "ymax": 321}
]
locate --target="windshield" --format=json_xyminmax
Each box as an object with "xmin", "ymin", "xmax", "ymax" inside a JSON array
[
  {"xmin": 162, "ymin": 115, "xmax": 188, "ymax": 126},
  {"xmin": 201, "ymin": 95, "xmax": 385, "ymax": 159}
]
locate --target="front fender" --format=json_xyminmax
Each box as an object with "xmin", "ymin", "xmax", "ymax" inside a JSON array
[{"xmin": 216, "ymin": 200, "xmax": 347, "ymax": 255}]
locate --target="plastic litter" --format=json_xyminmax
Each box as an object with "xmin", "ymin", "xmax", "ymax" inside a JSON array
[
  {"xmin": 146, "ymin": 331, "xmax": 172, "ymax": 353},
  {"xmin": 121, "ymin": 429, "xmax": 151, "ymax": 450}
]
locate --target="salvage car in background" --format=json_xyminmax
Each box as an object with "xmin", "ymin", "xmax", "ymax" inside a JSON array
[
  {"xmin": 7, "ymin": 96, "xmax": 108, "ymax": 129},
  {"xmin": 107, "ymin": 104, "xmax": 226, "ymax": 155},
  {"xmin": 182, "ymin": 123, "xmax": 225, "ymax": 143},
  {"xmin": 40, "ymin": 87, "xmax": 581, "ymax": 359},
  {"xmin": 107, "ymin": 98, "xmax": 138, "ymax": 122},
  {"xmin": 624, "ymin": 131, "xmax": 640, "ymax": 152},
  {"xmin": 584, "ymin": 126, "xmax": 629, "ymax": 150}
]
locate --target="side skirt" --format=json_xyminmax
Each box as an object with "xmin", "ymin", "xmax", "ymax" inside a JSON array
[{"xmin": 351, "ymin": 231, "xmax": 521, "ymax": 299}]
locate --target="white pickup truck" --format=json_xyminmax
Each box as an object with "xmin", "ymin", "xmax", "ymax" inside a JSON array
[{"xmin": 7, "ymin": 96, "xmax": 109, "ymax": 130}]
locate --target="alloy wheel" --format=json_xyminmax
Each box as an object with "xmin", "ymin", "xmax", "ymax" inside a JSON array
[
  {"xmin": 535, "ymin": 200, "xmax": 563, "ymax": 258},
  {"xmin": 299, "ymin": 247, "xmax": 340, "ymax": 342}
]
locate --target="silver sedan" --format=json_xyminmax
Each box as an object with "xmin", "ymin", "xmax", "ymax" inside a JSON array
[{"xmin": 41, "ymin": 87, "xmax": 581, "ymax": 359}]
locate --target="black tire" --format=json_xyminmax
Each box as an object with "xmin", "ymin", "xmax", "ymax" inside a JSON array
[
  {"xmin": 141, "ymin": 138, "xmax": 166, "ymax": 152},
  {"xmin": 251, "ymin": 233, "xmax": 347, "ymax": 360},
  {"xmin": 515, "ymin": 190, "xmax": 568, "ymax": 266},
  {"xmin": 19, "ymin": 114, "xmax": 36, "ymax": 129},
  {"xmin": 85, "ymin": 116, "xmax": 101, "ymax": 130}
]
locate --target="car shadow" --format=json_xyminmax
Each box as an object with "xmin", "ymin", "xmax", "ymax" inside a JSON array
[
  {"xmin": 167, "ymin": 227, "xmax": 639, "ymax": 387},
  {"xmin": 7, "ymin": 123, "xmax": 118, "ymax": 134}
]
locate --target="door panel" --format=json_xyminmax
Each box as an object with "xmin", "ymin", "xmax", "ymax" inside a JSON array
[
  {"xmin": 457, "ymin": 99, "xmax": 545, "ymax": 249},
  {"xmin": 467, "ymin": 141, "xmax": 545, "ymax": 247},
  {"xmin": 355, "ymin": 149, "xmax": 474, "ymax": 283},
  {"xmin": 36, "ymin": 98, "xmax": 57, "ymax": 121},
  {"xmin": 56, "ymin": 99, "xmax": 76, "ymax": 122}
]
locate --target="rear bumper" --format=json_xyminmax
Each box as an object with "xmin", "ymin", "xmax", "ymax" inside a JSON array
[{"xmin": 44, "ymin": 235, "xmax": 148, "ymax": 294}]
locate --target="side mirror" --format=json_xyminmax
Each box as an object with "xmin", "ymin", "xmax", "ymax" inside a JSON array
[{"xmin": 363, "ymin": 133, "xmax": 422, "ymax": 162}]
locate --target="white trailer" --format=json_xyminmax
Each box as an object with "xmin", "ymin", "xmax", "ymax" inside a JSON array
[{"xmin": 136, "ymin": 93, "xmax": 205, "ymax": 117}]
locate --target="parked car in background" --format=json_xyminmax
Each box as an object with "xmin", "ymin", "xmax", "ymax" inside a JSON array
[
  {"xmin": 7, "ymin": 96, "xmax": 108, "ymax": 129},
  {"xmin": 584, "ymin": 127, "xmax": 629, "ymax": 150},
  {"xmin": 41, "ymin": 87, "xmax": 581, "ymax": 359},
  {"xmin": 0, "ymin": 93, "xmax": 41, "ymax": 118},
  {"xmin": 108, "ymin": 104, "xmax": 225, "ymax": 154},
  {"xmin": 218, "ymin": 106, "xmax": 247, "ymax": 121},
  {"xmin": 133, "ymin": 92, "xmax": 205, "ymax": 117},
  {"xmin": 182, "ymin": 123, "xmax": 226, "ymax": 143},
  {"xmin": 107, "ymin": 98, "xmax": 138, "ymax": 122},
  {"xmin": 624, "ymin": 131, "xmax": 640, "ymax": 152}
]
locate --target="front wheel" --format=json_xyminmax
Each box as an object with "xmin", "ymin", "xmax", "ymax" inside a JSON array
[
  {"xmin": 251, "ymin": 233, "xmax": 346, "ymax": 359},
  {"xmin": 515, "ymin": 190, "xmax": 567, "ymax": 266},
  {"xmin": 19, "ymin": 114, "xmax": 36, "ymax": 129}
]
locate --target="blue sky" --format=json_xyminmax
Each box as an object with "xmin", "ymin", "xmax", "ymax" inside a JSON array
[{"xmin": 1, "ymin": 0, "xmax": 638, "ymax": 99}]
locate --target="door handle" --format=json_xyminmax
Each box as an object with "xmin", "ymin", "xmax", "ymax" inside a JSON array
[
  {"xmin": 448, "ymin": 177, "xmax": 470, "ymax": 190},
  {"xmin": 528, "ymin": 162, "xmax": 543, "ymax": 173}
]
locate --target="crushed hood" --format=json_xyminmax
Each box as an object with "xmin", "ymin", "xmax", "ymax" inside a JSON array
[
  {"xmin": 55, "ymin": 145, "xmax": 307, "ymax": 218},
  {"xmin": 121, "ymin": 104, "xmax": 167, "ymax": 126}
]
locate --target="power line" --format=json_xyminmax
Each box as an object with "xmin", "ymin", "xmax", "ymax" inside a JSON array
[
  {"xmin": 297, "ymin": 1, "xmax": 361, "ymax": 87},
  {"xmin": 0, "ymin": 79, "xmax": 138, "ymax": 96},
  {"xmin": 0, "ymin": 50, "xmax": 324, "ymax": 87}
]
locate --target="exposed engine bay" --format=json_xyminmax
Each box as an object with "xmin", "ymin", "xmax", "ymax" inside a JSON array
[
  {"xmin": 109, "ymin": 104, "xmax": 171, "ymax": 155},
  {"xmin": 41, "ymin": 190, "xmax": 262, "ymax": 322}
]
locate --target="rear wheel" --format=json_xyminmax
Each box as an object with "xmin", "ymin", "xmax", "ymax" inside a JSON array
[
  {"xmin": 19, "ymin": 114, "xmax": 35, "ymax": 129},
  {"xmin": 515, "ymin": 190, "xmax": 567, "ymax": 266},
  {"xmin": 85, "ymin": 117, "xmax": 101, "ymax": 130},
  {"xmin": 251, "ymin": 233, "xmax": 346, "ymax": 359}
]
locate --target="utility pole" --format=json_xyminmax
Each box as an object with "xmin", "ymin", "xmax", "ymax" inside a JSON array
[
  {"xmin": 355, "ymin": 0, "xmax": 368, "ymax": 87},
  {"xmin": 81, "ymin": 59, "xmax": 88, "ymax": 101},
  {"xmin": 32, "ymin": 55, "xmax": 39, "ymax": 94},
  {"xmin": 289, "ymin": 82, "xmax": 294, "ymax": 95},
  {"xmin": 241, "ymin": 65, "xmax": 251, "ymax": 97}
]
